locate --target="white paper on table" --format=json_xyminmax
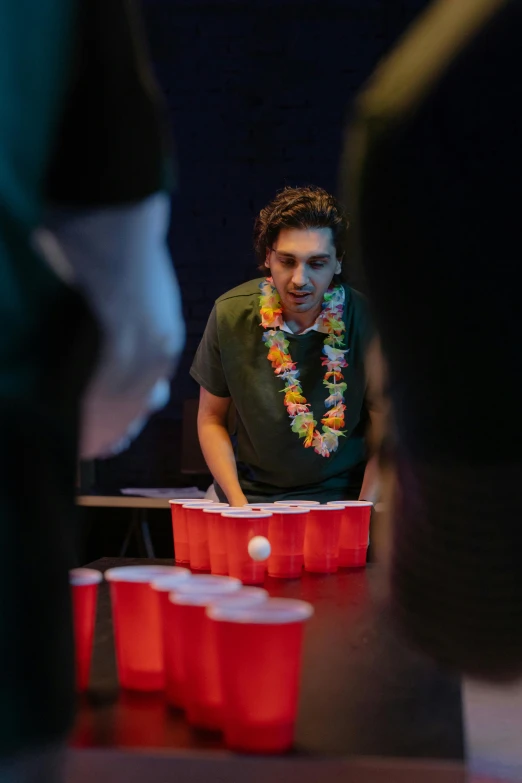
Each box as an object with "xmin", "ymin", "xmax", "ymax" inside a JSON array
[{"xmin": 120, "ymin": 487, "xmax": 205, "ymax": 499}]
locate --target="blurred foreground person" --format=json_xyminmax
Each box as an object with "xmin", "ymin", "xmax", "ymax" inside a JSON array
[
  {"xmin": 0, "ymin": 0, "xmax": 183, "ymax": 779},
  {"xmin": 344, "ymin": 0, "xmax": 522, "ymax": 679}
]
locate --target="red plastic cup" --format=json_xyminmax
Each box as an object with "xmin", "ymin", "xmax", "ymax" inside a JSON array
[
  {"xmin": 210, "ymin": 586, "xmax": 268, "ymax": 609},
  {"xmin": 221, "ymin": 508, "xmax": 258, "ymax": 516},
  {"xmin": 264, "ymin": 507, "xmax": 309, "ymax": 578},
  {"xmin": 69, "ymin": 568, "xmax": 102, "ymax": 692},
  {"xmin": 169, "ymin": 499, "xmax": 214, "ymax": 564},
  {"xmin": 169, "ymin": 576, "xmax": 242, "ymax": 727},
  {"xmin": 327, "ymin": 500, "xmax": 372, "ymax": 567},
  {"xmin": 150, "ymin": 570, "xmax": 192, "ymax": 708},
  {"xmin": 105, "ymin": 565, "xmax": 183, "ymax": 691},
  {"xmin": 208, "ymin": 598, "xmax": 313, "ymax": 753},
  {"xmin": 222, "ymin": 512, "xmax": 271, "ymax": 585},
  {"xmin": 303, "ymin": 505, "xmax": 343, "ymax": 573},
  {"xmin": 246, "ymin": 503, "xmax": 289, "ymax": 510},
  {"xmin": 343, "ymin": 545, "xmax": 367, "ymax": 567},
  {"xmin": 185, "ymin": 502, "xmax": 226, "ymax": 571},
  {"xmin": 204, "ymin": 506, "xmax": 230, "ymax": 575},
  {"xmin": 245, "ymin": 504, "xmax": 290, "ymax": 518},
  {"xmin": 274, "ymin": 500, "xmax": 320, "ymax": 506}
]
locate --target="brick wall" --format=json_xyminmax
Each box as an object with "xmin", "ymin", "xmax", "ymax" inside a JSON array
[{"xmin": 94, "ymin": 0, "xmax": 429, "ymax": 490}]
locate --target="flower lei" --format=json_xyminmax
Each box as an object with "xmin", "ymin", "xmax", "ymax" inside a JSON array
[{"xmin": 259, "ymin": 277, "xmax": 348, "ymax": 458}]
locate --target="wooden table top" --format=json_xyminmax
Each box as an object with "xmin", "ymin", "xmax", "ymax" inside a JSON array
[
  {"xmin": 76, "ymin": 495, "xmax": 174, "ymax": 509},
  {"xmin": 68, "ymin": 558, "xmax": 465, "ymax": 782}
]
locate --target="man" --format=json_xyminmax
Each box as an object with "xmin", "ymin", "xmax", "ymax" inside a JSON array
[
  {"xmin": 0, "ymin": 0, "xmax": 183, "ymax": 779},
  {"xmin": 191, "ymin": 186, "xmax": 382, "ymax": 505}
]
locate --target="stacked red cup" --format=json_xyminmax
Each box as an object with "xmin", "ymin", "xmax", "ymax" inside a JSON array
[
  {"xmin": 184, "ymin": 501, "xmax": 227, "ymax": 572},
  {"xmin": 69, "ymin": 568, "xmax": 102, "ymax": 692},
  {"xmin": 222, "ymin": 511, "xmax": 271, "ymax": 585},
  {"xmin": 247, "ymin": 503, "xmax": 309, "ymax": 579},
  {"xmin": 204, "ymin": 505, "xmax": 231, "ymax": 575},
  {"xmin": 168, "ymin": 575, "xmax": 242, "ymax": 728},
  {"xmin": 327, "ymin": 500, "xmax": 373, "ymax": 567},
  {"xmin": 274, "ymin": 502, "xmax": 342, "ymax": 574},
  {"xmin": 150, "ymin": 569, "xmax": 193, "ymax": 708},
  {"xmin": 208, "ymin": 597, "xmax": 314, "ymax": 752},
  {"xmin": 105, "ymin": 565, "xmax": 184, "ymax": 691},
  {"xmin": 169, "ymin": 499, "xmax": 205, "ymax": 565}
]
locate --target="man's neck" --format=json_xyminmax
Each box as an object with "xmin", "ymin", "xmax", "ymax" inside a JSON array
[{"xmin": 283, "ymin": 304, "xmax": 322, "ymax": 334}]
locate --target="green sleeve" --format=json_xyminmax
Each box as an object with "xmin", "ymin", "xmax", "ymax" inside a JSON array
[{"xmin": 190, "ymin": 305, "xmax": 230, "ymax": 398}]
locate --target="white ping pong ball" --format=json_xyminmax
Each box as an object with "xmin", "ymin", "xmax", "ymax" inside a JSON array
[{"xmin": 248, "ymin": 536, "xmax": 271, "ymax": 562}]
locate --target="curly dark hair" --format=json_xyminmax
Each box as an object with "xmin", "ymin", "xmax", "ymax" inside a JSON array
[{"xmin": 253, "ymin": 185, "xmax": 349, "ymax": 270}]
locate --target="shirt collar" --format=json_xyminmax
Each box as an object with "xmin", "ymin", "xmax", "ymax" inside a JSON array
[{"xmin": 280, "ymin": 285, "xmax": 345, "ymax": 335}]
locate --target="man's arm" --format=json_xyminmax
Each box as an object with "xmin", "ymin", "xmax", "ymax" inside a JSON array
[
  {"xmin": 197, "ymin": 388, "xmax": 248, "ymax": 507},
  {"xmin": 40, "ymin": 0, "xmax": 183, "ymax": 460}
]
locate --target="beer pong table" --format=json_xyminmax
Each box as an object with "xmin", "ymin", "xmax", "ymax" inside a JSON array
[{"xmin": 67, "ymin": 558, "xmax": 465, "ymax": 783}]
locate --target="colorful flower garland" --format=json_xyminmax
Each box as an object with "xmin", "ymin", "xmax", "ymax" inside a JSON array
[{"xmin": 259, "ymin": 277, "xmax": 348, "ymax": 457}]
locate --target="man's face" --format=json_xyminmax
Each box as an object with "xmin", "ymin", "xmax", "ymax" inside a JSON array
[{"xmin": 265, "ymin": 227, "xmax": 342, "ymax": 319}]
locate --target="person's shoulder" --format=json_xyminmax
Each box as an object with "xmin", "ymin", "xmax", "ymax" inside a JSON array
[
  {"xmin": 213, "ymin": 278, "xmax": 263, "ymax": 333},
  {"xmin": 216, "ymin": 278, "xmax": 264, "ymax": 307}
]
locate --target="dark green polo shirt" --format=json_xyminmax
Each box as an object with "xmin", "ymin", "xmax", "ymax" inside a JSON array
[{"xmin": 190, "ymin": 278, "xmax": 375, "ymax": 502}]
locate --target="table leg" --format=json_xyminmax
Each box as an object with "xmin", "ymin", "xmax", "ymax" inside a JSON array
[
  {"xmin": 139, "ymin": 509, "xmax": 155, "ymax": 558},
  {"xmin": 118, "ymin": 514, "xmax": 136, "ymax": 558}
]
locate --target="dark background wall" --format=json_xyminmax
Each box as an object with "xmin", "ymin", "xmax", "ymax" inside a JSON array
[{"xmin": 93, "ymin": 0, "xmax": 430, "ymax": 492}]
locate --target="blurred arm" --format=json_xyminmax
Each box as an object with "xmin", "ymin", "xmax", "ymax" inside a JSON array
[{"xmin": 39, "ymin": 0, "xmax": 184, "ymax": 459}]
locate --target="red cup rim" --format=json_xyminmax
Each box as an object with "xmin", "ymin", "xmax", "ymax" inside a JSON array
[
  {"xmin": 105, "ymin": 565, "xmax": 181, "ymax": 584},
  {"xmin": 244, "ymin": 502, "xmax": 281, "ymax": 507},
  {"xmin": 171, "ymin": 574, "xmax": 240, "ymax": 595},
  {"xmin": 245, "ymin": 503, "xmax": 310, "ymax": 514},
  {"xmin": 207, "ymin": 597, "xmax": 314, "ymax": 624},
  {"xmin": 182, "ymin": 501, "xmax": 224, "ymax": 509},
  {"xmin": 69, "ymin": 568, "xmax": 103, "ymax": 586},
  {"xmin": 274, "ymin": 500, "xmax": 320, "ymax": 506},
  {"xmin": 307, "ymin": 505, "xmax": 343, "ymax": 513},
  {"xmin": 171, "ymin": 590, "xmax": 240, "ymax": 607},
  {"xmin": 203, "ymin": 505, "xmax": 231, "ymax": 514},
  {"xmin": 264, "ymin": 506, "xmax": 309, "ymax": 514},
  {"xmin": 150, "ymin": 569, "xmax": 192, "ymax": 592},
  {"xmin": 222, "ymin": 511, "xmax": 272, "ymax": 518},
  {"xmin": 170, "ymin": 575, "xmax": 241, "ymax": 606},
  {"xmin": 327, "ymin": 500, "xmax": 373, "ymax": 507},
  {"xmin": 209, "ymin": 587, "xmax": 268, "ymax": 609},
  {"xmin": 221, "ymin": 506, "xmax": 252, "ymax": 513},
  {"xmin": 169, "ymin": 498, "xmax": 211, "ymax": 505}
]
